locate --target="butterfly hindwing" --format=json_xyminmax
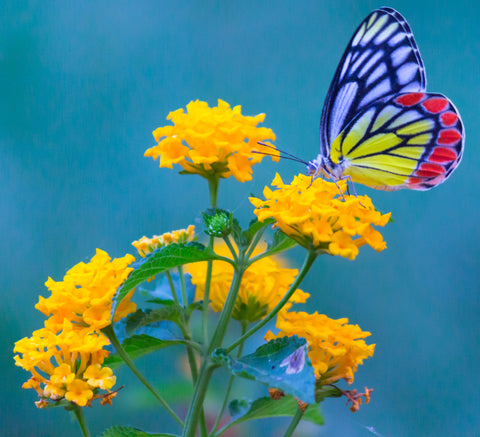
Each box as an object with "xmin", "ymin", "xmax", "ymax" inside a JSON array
[
  {"xmin": 320, "ymin": 7, "xmax": 426, "ymax": 156},
  {"xmin": 328, "ymin": 92, "xmax": 464, "ymax": 190}
]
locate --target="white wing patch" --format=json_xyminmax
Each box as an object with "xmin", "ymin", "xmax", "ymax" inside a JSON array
[{"xmin": 319, "ymin": 8, "xmax": 427, "ymax": 157}]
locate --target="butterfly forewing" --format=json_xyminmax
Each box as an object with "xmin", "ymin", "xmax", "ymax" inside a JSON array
[
  {"xmin": 320, "ymin": 7, "xmax": 426, "ymax": 156},
  {"xmin": 329, "ymin": 92, "xmax": 464, "ymax": 190}
]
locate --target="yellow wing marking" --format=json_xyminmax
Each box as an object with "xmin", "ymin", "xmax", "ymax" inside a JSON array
[
  {"xmin": 407, "ymin": 133, "xmax": 432, "ymax": 145},
  {"xmin": 352, "ymin": 22, "xmax": 367, "ymax": 46},
  {"xmin": 396, "ymin": 119, "xmax": 434, "ymax": 135},
  {"xmin": 362, "ymin": 14, "xmax": 389, "ymax": 44},
  {"xmin": 341, "ymin": 108, "xmax": 376, "ymax": 155},
  {"xmin": 346, "ymin": 133, "xmax": 402, "ymax": 159},
  {"xmin": 389, "ymin": 145, "xmax": 425, "ymax": 159}
]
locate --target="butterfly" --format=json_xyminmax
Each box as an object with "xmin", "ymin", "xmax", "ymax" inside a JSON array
[{"xmin": 304, "ymin": 7, "xmax": 464, "ymax": 191}]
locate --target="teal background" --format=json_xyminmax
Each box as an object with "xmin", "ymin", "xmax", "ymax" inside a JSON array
[{"xmin": 2, "ymin": 1, "xmax": 479, "ymax": 436}]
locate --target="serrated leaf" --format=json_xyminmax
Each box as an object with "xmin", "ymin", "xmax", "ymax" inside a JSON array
[
  {"xmin": 266, "ymin": 229, "xmax": 297, "ymax": 255},
  {"xmin": 125, "ymin": 308, "xmax": 183, "ymax": 336},
  {"xmin": 224, "ymin": 396, "xmax": 323, "ymax": 431},
  {"xmin": 100, "ymin": 425, "xmax": 178, "ymax": 437},
  {"xmin": 104, "ymin": 334, "xmax": 197, "ymax": 370},
  {"xmin": 214, "ymin": 336, "xmax": 315, "ymax": 404},
  {"xmin": 230, "ymin": 217, "xmax": 275, "ymax": 249},
  {"xmin": 114, "ymin": 242, "xmax": 218, "ymax": 312},
  {"xmin": 140, "ymin": 273, "xmax": 196, "ymax": 307},
  {"xmin": 243, "ymin": 218, "xmax": 274, "ymax": 243}
]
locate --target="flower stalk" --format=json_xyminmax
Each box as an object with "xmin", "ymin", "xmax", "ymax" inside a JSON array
[
  {"xmin": 102, "ymin": 325, "xmax": 183, "ymax": 427},
  {"xmin": 225, "ymin": 249, "xmax": 318, "ymax": 353}
]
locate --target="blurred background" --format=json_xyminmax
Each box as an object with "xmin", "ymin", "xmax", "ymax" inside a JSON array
[{"xmin": 2, "ymin": 1, "xmax": 479, "ymax": 436}]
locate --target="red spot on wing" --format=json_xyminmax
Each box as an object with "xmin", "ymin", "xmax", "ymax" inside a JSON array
[
  {"xmin": 440, "ymin": 111, "xmax": 458, "ymax": 126},
  {"xmin": 408, "ymin": 177, "xmax": 423, "ymax": 186},
  {"xmin": 437, "ymin": 129, "xmax": 462, "ymax": 145},
  {"xmin": 419, "ymin": 163, "xmax": 446, "ymax": 175},
  {"xmin": 395, "ymin": 93, "xmax": 425, "ymax": 106},
  {"xmin": 422, "ymin": 98, "xmax": 448, "ymax": 113},
  {"xmin": 429, "ymin": 147, "xmax": 458, "ymax": 163}
]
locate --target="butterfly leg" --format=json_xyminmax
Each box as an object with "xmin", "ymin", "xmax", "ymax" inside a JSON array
[{"xmin": 339, "ymin": 175, "xmax": 366, "ymax": 207}]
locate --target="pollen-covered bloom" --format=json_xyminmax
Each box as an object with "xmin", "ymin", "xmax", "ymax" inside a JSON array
[
  {"xmin": 132, "ymin": 225, "xmax": 196, "ymax": 257},
  {"xmin": 265, "ymin": 310, "xmax": 375, "ymax": 385},
  {"xmin": 35, "ymin": 249, "xmax": 136, "ymax": 332},
  {"xmin": 185, "ymin": 242, "xmax": 309, "ymax": 323},
  {"xmin": 250, "ymin": 173, "xmax": 391, "ymax": 260},
  {"xmin": 145, "ymin": 99, "xmax": 277, "ymax": 182},
  {"xmin": 14, "ymin": 321, "xmax": 116, "ymax": 407}
]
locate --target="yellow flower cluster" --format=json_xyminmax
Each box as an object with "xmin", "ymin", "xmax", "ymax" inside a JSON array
[
  {"xmin": 250, "ymin": 173, "xmax": 391, "ymax": 259},
  {"xmin": 14, "ymin": 249, "xmax": 136, "ymax": 407},
  {"xmin": 132, "ymin": 225, "xmax": 196, "ymax": 257},
  {"xmin": 185, "ymin": 243, "xmax": 309, "ymax": 323},
  {"xmin": 265, "ymin": 310, "xmax": 375, "ymax": 385},
  {"xmin": 145, "ymin": 99, "xmax": 277, "ymax": 182}
]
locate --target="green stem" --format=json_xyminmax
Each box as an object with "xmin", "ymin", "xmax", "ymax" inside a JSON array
[
  {"xmin": 245, "ymin": 226, "xmax": 267, "ymax": 259},
  {"xmin": 177, "ymin": 265, "xmax": 188, "ymax": 307},
  {"xmin": 103, "ymin": 325, "xmax": 183, "ymax": 427},
  {"xmin": 210, "ymin": 321, "xmax": 248, "ymax": 436},
  {"xmin": 183, "ymin": 263, "xmax": 247, "ymax": 437},
  {"xmin": 225, "ymin": 250, "xmax": 317, "ymax": 353},
  {"xmin": 202, "ymin": 236, "xmax": 214, "ymax": 347},
  {"xmin": 165, "ymin": 270, "xmax": 181, "ymax": 306},
  {"xmin": 283, "ymin": 406, "xmax": 305, "ymax": 437},
  {"xmin": 223, "ymin": 236, "xmax": 238, "ymax": 262},
  {"xmin": 208, "ymin": 177, "xmax": 219, "ymax": 208},
  {"xmin": 72, "ymin": 404, "xmax": 91, "ymax": 437}
]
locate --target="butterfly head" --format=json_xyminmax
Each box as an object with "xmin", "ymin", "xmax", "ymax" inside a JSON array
[{"xmin": 307, "ymin": 154, "xmax": 345, "ymax": 182}]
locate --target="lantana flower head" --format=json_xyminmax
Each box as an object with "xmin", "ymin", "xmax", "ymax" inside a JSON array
[
  {"xmin": 35, "ymin": 249, "xmax": 136, "ymax": 331},
  {"xmin": 14, "ymin": 322, "xmax": 116, "ymax": 407},
  {"xmin": 132, "ymin": 225, "xmax": 196, "ymax": 257},
  {"xmin": 185, "ymin": 242, "xmax": 309, "ymax": 323},
  {"xmin": 250, "ymin": 173, "xmax": 391, "ymax": 259},
  {"xmin": 145, "ymin": 99, "xmax": 277, "ymax": 182},
  {"xmin": 265, "ymin": 310, "xmax": 375, "ymax": 385}
]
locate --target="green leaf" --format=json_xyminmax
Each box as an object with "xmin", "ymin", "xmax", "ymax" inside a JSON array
[
  {"xmin": 104, "ymin": 334, "xmax": 197, "ymax": 370},
  {"xmin": 230, "ymin": 217, "xmax": 274, "ymax": 249},
  {"xmin": 265, "ymin": 229, "xmax": 297, "ymax": 256},
  {"xmin": 125, "ymin": 308, "xmax": 183, "ymax": 336},
  {"xmin": 114, "ymin": 242, "xmax": 218, "ymax": 312},
  {"xmin": 100, "ymin": 425, "xmax": 178, "ymax": 437},
  {"xmin": 223, "ymin": 396, "xmax": 323, "ymax": 431},
  {"xmin": 213, "ymin": 336, "xmax": 316, "ymax": 404}
]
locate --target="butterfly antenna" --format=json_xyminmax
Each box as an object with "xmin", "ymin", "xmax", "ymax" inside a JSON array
[{"xmin": 255, "ymin": 141, "xmax": 308, "ymax": 165}]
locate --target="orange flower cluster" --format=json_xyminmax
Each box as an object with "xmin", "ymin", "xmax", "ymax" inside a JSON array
[
  {"xmin": 14, "ymin": 249, "xmax": 136, "ymax": 407},
  {"xmin": 145, "ymin": 99, "xmax": 277, "ymax": 182},
  {"xmin": 250, "ymin": 173, "xmax": 391, "ymax": 259}
]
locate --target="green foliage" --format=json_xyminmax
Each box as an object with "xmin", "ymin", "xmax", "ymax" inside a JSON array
[
  {"xmin": 125, "ymin": 308, "xmax": 184, "ymax": 335},
  {"xmin": 213, "ymin": 336, "xmax": 316, "ymax": 404},
  {"xmin": 100, "ymin": 426, "xmax": 178, "ymax": 437},
  {"xmin": 104, "ymin": 335, "xmax": 198, "ymax": 370},
  {"xmin": 224, "ymin": 396, "xmax": 323, "ymax": 431},
  {"xmin": 115, "ymin": 242, "xmax": 220, "ymax": 312}
]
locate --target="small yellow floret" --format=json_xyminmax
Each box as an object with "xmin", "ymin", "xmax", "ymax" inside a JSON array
[{"xmin": 132, "ymin": 225, "xmax": 196, "ymax": 257}]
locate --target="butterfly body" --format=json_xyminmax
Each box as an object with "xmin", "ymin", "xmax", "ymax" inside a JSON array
[{"xmin": 311, "ymin": 7, "xmax": 464, "ymax": 191}]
